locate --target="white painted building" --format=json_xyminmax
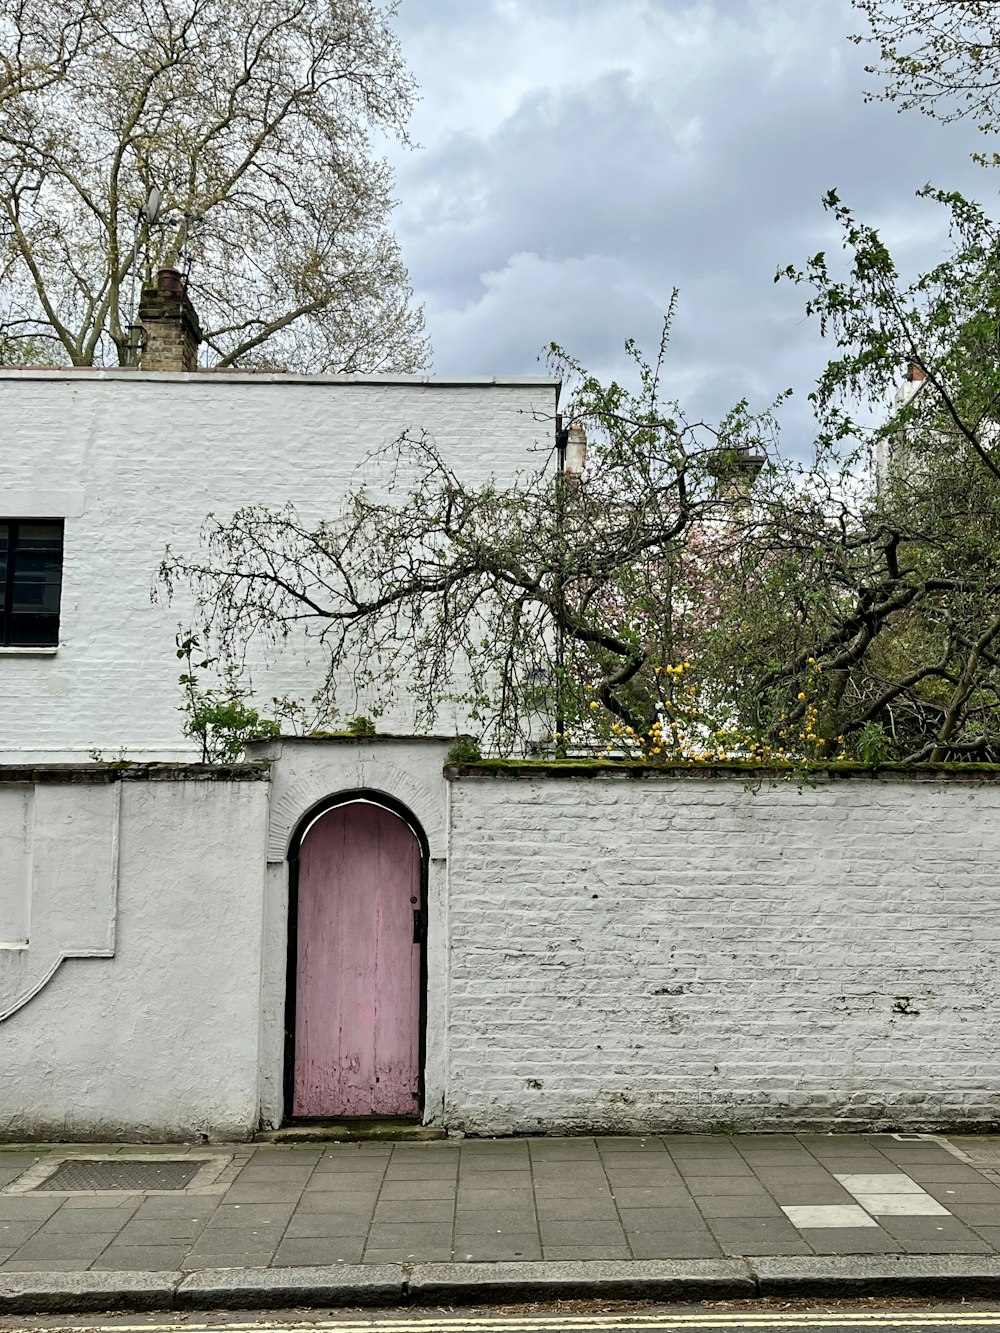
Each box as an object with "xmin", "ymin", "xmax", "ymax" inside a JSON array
[{"xmin": 0, "ymin": 367, "xmax": 558, "ymax": 762}]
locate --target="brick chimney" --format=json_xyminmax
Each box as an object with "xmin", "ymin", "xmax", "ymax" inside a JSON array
[{"xmin": 137, "ymin": 268, "xmax": 201, "ymax": 372}]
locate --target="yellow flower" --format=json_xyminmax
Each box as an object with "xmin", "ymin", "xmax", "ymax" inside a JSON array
[
  {"xmin": 589, "ymin": 700, "xmax": 599, "ymax": 710},
  {"xmin": 797, "ymin": 692, "xmax": 806, "ymax": 701}
]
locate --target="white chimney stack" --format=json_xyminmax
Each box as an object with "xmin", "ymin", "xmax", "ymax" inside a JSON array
[{"xmin": 565, "ymin": 421, "xmax": 588, "ymax": 480}]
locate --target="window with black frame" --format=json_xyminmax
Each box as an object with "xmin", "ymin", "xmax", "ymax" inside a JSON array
[{"xmin": 0, "ymin": 520, "xmax": 64, "ymax": 648}]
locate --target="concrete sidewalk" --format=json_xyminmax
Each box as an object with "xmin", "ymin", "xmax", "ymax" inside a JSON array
[{"xmin": 3, "ymin": 1132, "xmax": 1000, "ymax": 1310}]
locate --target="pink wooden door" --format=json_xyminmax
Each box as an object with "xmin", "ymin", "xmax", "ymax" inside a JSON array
[{"xmin": 293, "ymin": 801, "xmax": 422, "ymax": 1117}]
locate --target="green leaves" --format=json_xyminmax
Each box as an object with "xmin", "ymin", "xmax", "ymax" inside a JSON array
[{"xmin": 175, "ymin": 630, "xmax": 281, "ymax": 762}]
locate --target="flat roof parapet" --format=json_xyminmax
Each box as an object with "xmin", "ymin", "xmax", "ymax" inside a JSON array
[{"xmin": 0, "ymin": 368, "xmax": 560, "ymax": 389}]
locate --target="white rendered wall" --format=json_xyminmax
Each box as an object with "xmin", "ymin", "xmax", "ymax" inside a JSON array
[
  {"xmin": 443, "ymin": 770, "xmax": 1000, "ymax": 1134},
  {"xmin": 250, "ymin": 736, "xmax": 453, "ymax": 1131},
  {"xmin": 0, "ymin": 372, "xmax": 558, "ymax": 761},
  {"xmin": 0, "ymin": 768, "xmax": 270, "ymax": 1141},
  {"xmin": 7, "ymin": 753, "xmax": 1000, "ymax": 1141}
]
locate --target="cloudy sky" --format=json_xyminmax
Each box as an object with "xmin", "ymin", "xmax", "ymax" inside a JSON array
[{"xmin": 386, "ymin": 0, "xmax": 990, "ymax": 451}]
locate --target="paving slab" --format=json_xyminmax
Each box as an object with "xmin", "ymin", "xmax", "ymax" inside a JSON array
[
  {"xmin": 799, "ymin": 1228, "xmax": 903, "ymax": 1255},
  {"xmin": 537, "ymin": 1220, "xmax": 627, "ymax": 1245},
  {"xmin": 90, "ymin": 1247, "xmax": 188, "ymax": 1271},
  {"xmin": 224, "ymin": 1183, "xmax": 306, "ymax": 1204},
  {"xmin": 0, "ymin": 1225, "xmax": 42, "ymax": 1250},
  {"xmin": 611, "ymin": 1187, "xmax": 693, "ymax": 1208},
  {"xmin": 536, "ymin": 1195, "xmax": 619, "ymax": 1219},
  {"xmin": 673, "ymin": 1160, "xmax": 757, "ymax": 1177},
  {"xmin": 0, "ymin": 1199, "xmax": 61, "ymax": 1223},
  {"xmin": 8, "ymin": 1234, "xmax": 118, "ymax": 1262},
  {"xmin": 626, "ymin": 1233, "xmax": 722, "ymax": 1260},
  {"xmin": 695, "ymin": 1195, "xmax": 784, "ymax": 1218},
  {"xmin": 131, "ymin": 1196, "xmax": 219, "ymax": 1219},
  {"xmin": 42, "ymin": 1207, "xmax": 138, "ymax": 1234},
  {"xmin": 112, "ymin": 1220, "xmax": 207, "ymax": 1245},
  {"xmin": 605, "ymin": 1169, "xmax": 684, "ymax": 1188},
  {"xmin": 452, "ymin": 1208, "xmax": 537, "ymax": 1232},
  {"xmin": 1, "ymin": 1261, "xmax": 93, "ymax": 1273},
  {"xmin": 706, "ymin": 1216, "xmax": 811, "ymax": 1256},
  {"xmin": 272, "ymin": 1239, "xmax": 366, "ymax": 1265},
  {"xmin": 452, "ymin": 1234, "xmax": 542, "ymax": 1261},
  {"xmin": 541, "ymin": 1244, "xmax": 632, "ymax": 1259},
  {"xmin": 295, "ymin": 1190, "xmax": 378, "ymax": 1213},
  {"xmin": 685, "ymin": 1175, "xmax": 776, "ymax": 1197}
]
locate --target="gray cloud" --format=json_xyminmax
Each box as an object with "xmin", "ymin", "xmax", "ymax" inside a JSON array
[{"xmin": 388, "ymin": 0, "xmax": 989, "ymax": 453}]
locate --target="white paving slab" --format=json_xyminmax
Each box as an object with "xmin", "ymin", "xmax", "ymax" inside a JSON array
[
  {"xmin": 851, "ymin": 1193, "xmax": 952, "ymax": 1216},
  {"xmin": 781, "ymin": 1204, "xmax": 878, "ymax": 1229},
  {"xmin": 834, "ymin": 1173, "xmax": 926, "ymax": 1194}
]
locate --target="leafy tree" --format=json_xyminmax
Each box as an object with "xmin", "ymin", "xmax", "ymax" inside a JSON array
[
  {"xmin": 0, "ymin": 0, "xmax": 427, "ymax": 370},
  {"xmin": 160, "ymin": 301, "xmax": 781, "ymax": 754},
  {"xmin": 852, "ymin": 0, "xmax": 1000, "ymax": 163},
  {"xmin": 162, "ymin": 191, "xmax": 1000, "ymax": 765},
  {"xmin": 712, "ymin": 187, "xmax": 1000, "ymax": 763}
]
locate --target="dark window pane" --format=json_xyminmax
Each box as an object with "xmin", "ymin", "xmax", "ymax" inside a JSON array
[
  {"xmin": 1, "ymin": 519, "xmax": 63, "ymax": 646},
  {"xmin": 12, "ymin": 581, "xmax": 61, "ymax": 613},
  {"xmin": 17, "ymin": 523, "xmax": 61, "ymax": 546},
  {"xmin": 13, "ymin": 551, "xmax": 61, "ymax": 577},
  {"xmin": 8, "ymin": 613, "xmax": 59, "ymax": 646}
]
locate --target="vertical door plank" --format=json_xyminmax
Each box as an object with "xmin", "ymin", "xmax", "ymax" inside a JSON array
[{"xmin": 372, "ymin": 807, "xmax": 421, "ymax": 1114}]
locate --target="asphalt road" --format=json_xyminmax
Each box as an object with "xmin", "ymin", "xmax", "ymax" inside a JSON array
[{"xmin": 8, "ymin": 1307, "xmax": 1000, "ymax": 1333}]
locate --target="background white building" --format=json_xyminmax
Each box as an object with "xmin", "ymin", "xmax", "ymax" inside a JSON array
[{"xmin": 0, "ymin": 366, "xmax": 559, "ymax": 762}]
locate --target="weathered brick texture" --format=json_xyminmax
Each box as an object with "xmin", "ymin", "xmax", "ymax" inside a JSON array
[{"xmin": 444, "ymin": 772, "xmax": 1000, "ymax": 1134}]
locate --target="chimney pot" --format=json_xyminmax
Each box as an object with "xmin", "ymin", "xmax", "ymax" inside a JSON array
[
  {"xmin": 156, "ymin": 267, "xmax": 185, "ymax": 294},
  {"xmin": 565, "ymin": 421, "xmax": 588, "ymax": 479}
]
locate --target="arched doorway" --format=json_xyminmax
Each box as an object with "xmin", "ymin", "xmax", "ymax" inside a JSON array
[{"xmin": 285, "ymin": 793, "xmax": 427, "ymax": 1119}]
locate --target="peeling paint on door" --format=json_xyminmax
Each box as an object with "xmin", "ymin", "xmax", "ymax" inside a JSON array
[{"xmin": 293, "ymin": 801, "xmax": 421, "ymax": 1117}]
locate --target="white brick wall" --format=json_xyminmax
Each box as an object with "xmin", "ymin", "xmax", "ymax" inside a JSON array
[
  {"xmin": 0, "ymin": 372, "xmax": 558, "ymax": 760},
  {"xmin": 444, "ymin": 771, "xmax": 1000, "ymax": 1134}
]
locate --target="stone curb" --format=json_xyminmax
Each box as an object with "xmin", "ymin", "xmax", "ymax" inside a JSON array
[
  {"xmin": 7, "ymin": 1255, "xmax": 1000, "ymax": 1314},
  {"xmin": 407, "ymin": 1259, "xmax": 753, "ymax": 1303},
  {"xmin": 176, "ymin": 1264, "xmax": 405, "ymax": 1309},
  {"xmin": 0, "ymin": 1272, "xmax": 178, "ymax": 1314},
  {"xmin": 751, "ymin": 1254, "xmax": 1000, "ymax": 1298}
]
